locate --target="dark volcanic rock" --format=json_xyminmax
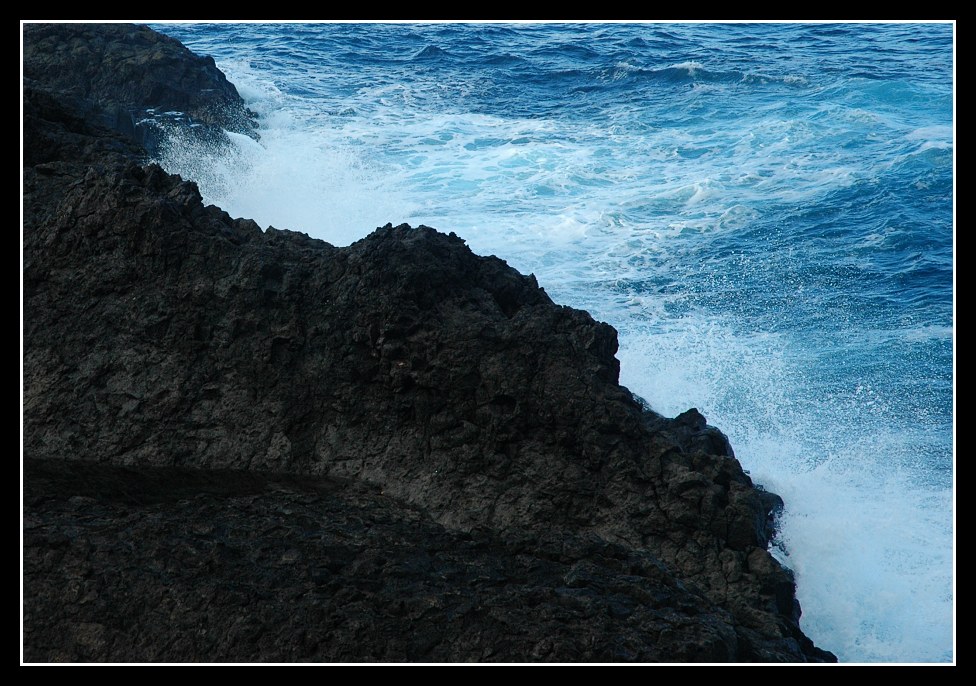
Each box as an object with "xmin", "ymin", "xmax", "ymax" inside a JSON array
[
  {"xmin": 22, "ymin": 23, "xmax": 835, "ymax": 663},
  {"xmin": 23, "ymin": 22, "xmax": 256, "ymax": 156},
  {"xmin": 24, "ymin": 460, "xmax": 748, "ymax": 662}
]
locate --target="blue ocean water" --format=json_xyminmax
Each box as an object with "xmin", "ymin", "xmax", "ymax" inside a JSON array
[{"xmin": 149, "ymin": 21, "xmax": 954, "ymax": 663}]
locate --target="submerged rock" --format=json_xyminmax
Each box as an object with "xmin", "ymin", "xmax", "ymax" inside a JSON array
[{"xmin": 21, "ymin": 23, "xmax": 835, "ymax": 663}]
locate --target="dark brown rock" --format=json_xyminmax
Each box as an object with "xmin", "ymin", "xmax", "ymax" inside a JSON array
[{"xmin": 21, "ymin": 23, "xmax": 835, "ymax": 663}]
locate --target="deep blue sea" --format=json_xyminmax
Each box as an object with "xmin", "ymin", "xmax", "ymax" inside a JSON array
[{"xmin": 149, "ymin": 21, "xmax": 954, "ymax": 663}]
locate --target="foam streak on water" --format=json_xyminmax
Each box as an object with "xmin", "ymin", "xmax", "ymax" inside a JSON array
[{"xmin": 151, "ymin": 21, "xmax": 954, "ymax": 663}]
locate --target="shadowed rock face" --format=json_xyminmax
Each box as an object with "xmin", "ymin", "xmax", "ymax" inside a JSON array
[
  {"xmin": 24, "ymin": 460, "xmax": 761, "ymax": 663},
  {"xmin": 21, "ymin": 23, "xmax": 836, "ymax": 663}
]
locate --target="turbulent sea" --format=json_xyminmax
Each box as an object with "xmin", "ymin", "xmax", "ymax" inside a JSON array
[{"xmin": 149, "ymin": 22, "xmax": 954, "ymax": 663}]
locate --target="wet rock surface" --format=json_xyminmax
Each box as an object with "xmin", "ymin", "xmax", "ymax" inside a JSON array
[{"xmin": 22, "ymin": 23, "xmax": 835, "ymax": 662}]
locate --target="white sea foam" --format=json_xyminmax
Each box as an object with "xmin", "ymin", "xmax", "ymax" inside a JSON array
[
  {"xmin": 781, "ymin": 74, "xmax": 809, "ymax": 86},
  {"xmin": 667, "ymin": 60, "xmax": 705, "ymax": 76},
  {"xmin": 615, "ymin": 316, "xmax": 953, "ymax": 663},
  {"xmin": 772, "ymin": 454, "xmax": 952, "ymax": 663},
  {"xmin": 611, "ymin": 61, "xmax": 640, "ymax": 81},
  {"xmin": 152, "ymin": 81, "xmax": 417, "ymax": 245},
  {"xmin": 905, "ymin": 124, "xmax": 953, "ymax": 142}
]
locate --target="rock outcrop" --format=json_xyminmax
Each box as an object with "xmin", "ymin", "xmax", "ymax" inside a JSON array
[
  {"xmin": 23, "ymin": 22, "xmax": 256, "ymax": 157},
  {"xmin": 21, "ymin": 23, "xmax": 835, "ymax": 663}
]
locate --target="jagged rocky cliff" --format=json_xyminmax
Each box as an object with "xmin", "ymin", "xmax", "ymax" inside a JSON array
[{"xmin": 22, "ymin": 23, "xmax": 836, "ymax": 663}]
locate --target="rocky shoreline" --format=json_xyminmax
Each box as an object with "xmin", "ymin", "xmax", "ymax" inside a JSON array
[{"xmin": 22, "ymin": 23, "xmax": 836, "ymax": 662}]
